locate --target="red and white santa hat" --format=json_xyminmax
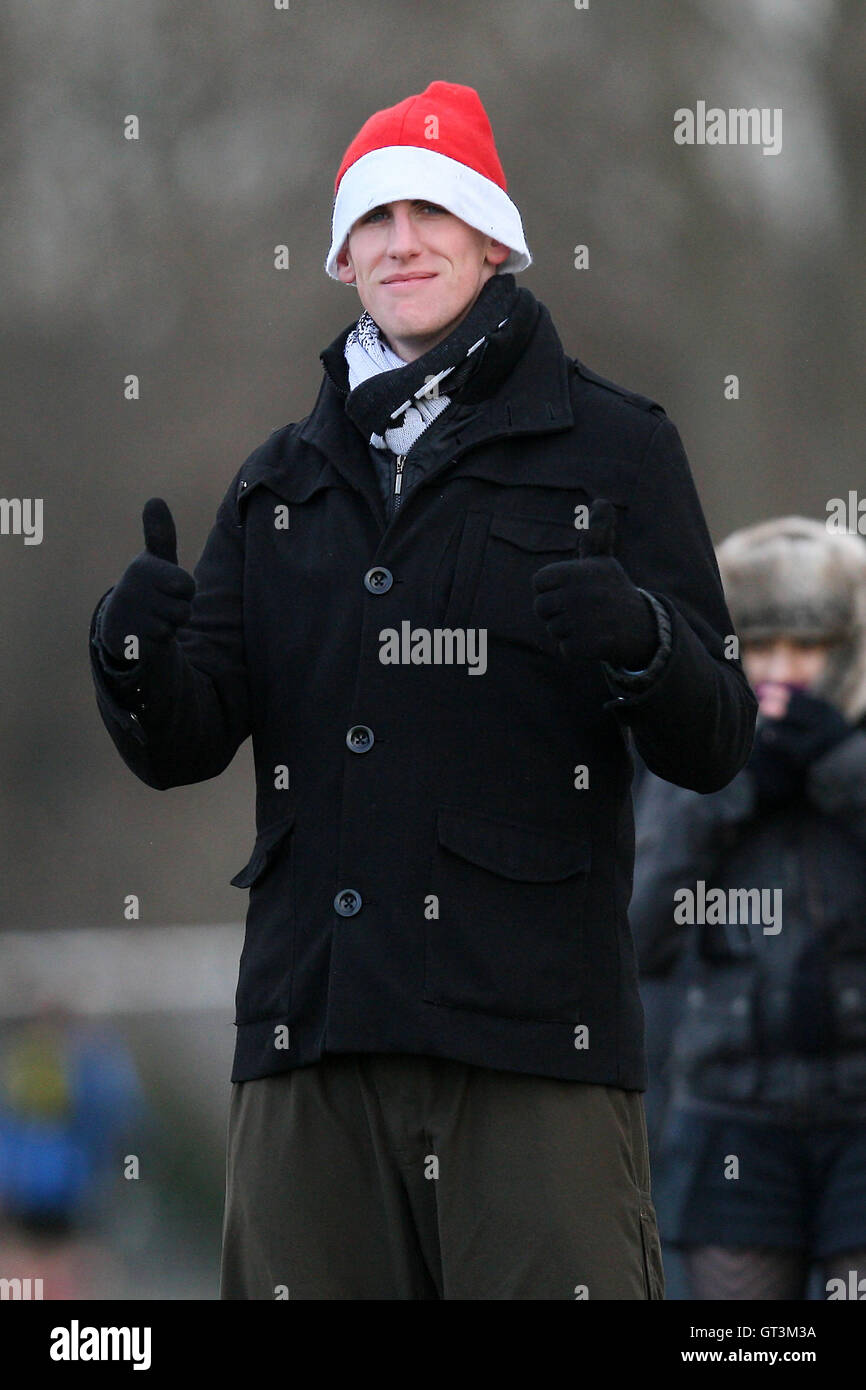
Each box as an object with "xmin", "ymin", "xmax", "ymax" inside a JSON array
[{"xmin": 325, "ymin": 80, "xmax": 531, "ymax": 280}]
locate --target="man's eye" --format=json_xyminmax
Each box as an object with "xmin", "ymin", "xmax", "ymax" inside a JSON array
[{"xmin": 363, "ymin": 203, "xmax": 444, "ymax": 223}]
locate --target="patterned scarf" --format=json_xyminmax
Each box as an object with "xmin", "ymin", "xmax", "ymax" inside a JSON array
[{"xmin": 343, "ymin": 272, "xmax": 520, "ymax": 455}]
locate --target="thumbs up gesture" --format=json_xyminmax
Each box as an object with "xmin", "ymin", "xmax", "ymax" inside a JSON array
[
  {"xmin": 532, "ymin": 498, "xmax": 658, "ymax": 669},
  {"xmin": 100, "ymin": 499, "xmax": 196, "ymax": 663}
]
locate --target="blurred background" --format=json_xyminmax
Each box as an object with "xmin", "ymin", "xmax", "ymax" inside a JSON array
[{"xmin": 1, "ymin": 0, "xmax": 863, "ymax": 1297}]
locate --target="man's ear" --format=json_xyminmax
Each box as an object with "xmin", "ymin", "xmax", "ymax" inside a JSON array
[
  {"xmin": 485, "ymin": 239, "xmax": 511, "ymax": 269},
  {"xmin": 335, "ymin": 242, "xmax": 356, "ymax": 284}
]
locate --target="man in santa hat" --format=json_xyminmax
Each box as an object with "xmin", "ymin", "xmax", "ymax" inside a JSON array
[{"xmin": 89, "ymin": 81, "xmax": 757, "ymax": 1299}]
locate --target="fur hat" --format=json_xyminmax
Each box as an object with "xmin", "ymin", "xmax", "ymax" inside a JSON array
[{"xmin": 716, "ymin": 515, "xmax": 866, "ymax": 722}]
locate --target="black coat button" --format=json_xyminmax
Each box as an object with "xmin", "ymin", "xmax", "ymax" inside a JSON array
[
  {"xmin": 346, "ymin": 724, "xmax": 374, "ymax": 753},
  {"xmin": 334, "ymin": 889, "xmax": 362, "ymax": 917},
  {"xmin": 364, "ymin": 566, "xmax": 393, "ymax": 594}
]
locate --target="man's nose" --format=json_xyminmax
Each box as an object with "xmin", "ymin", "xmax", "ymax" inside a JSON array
[{"xmin": 385, "ymin": 208, "xmax": 423, "ymax": 257}]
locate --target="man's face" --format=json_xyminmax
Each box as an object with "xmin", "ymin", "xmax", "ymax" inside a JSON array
[{"xmin": 335, "ymin": 199, "xmax": 511, "ymax": 363}]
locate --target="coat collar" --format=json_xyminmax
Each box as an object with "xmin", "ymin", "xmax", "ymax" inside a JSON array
[
  {"xmin": 307, "ymin": 290, "xmax": 574, "ymax": 452},
  {"xmin": 238, "ymin": 292, "xmax": 578, "ymax": 516}
]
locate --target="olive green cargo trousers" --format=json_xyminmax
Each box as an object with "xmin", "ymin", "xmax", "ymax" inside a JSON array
[{"xmin": 219, "ymin": 1052, "xmax": 664, "ymax": 1300}]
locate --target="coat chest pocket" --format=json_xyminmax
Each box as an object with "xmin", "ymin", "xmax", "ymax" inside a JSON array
[
  {"xmin": 423, "ymin": 805, "xmax": 591, "ymax": 1023},
  {"xmin": 470, "ymin": 512, "xmax": 582, "ymax": 653},
  {"xmin": 435, "ymin": 510, "xmax": 492, "ymax": 629},
  {"xmin": 230, "ymin": 809, "xmax": 296, "ymax": 1024}
]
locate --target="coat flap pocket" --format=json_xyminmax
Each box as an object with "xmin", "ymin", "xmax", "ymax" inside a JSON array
[
  {"xmin": 488, "ymin": 513, "xmax": 580, "ymax": 554},
  {"xmin": 230, "ymin": 809, "xmax": 296, "ymax": 888},
  {"xmin": 236, "ymin": 456, "xmax": 347, "ymax": 514},
  {"xmin": 436, "ymin": 806, "xmax": 591, "ymax": 882}
]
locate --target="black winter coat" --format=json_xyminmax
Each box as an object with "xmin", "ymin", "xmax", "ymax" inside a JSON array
[
  {"xmin": 89, "ymin": 292, "xmax": 757, "ymax": 1085},
  {"xmin": 631, "ymin": 729, "xmax": 866, "ymax": 1124}
]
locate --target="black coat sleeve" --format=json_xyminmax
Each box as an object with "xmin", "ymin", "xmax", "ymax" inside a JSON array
[
  {"xmin": 603, "ymin": 414, "xmax": 758, "ymax": 792},
  {"xmin": 88, "ymin": 477, "xmax": 249, "ymax": 791}
]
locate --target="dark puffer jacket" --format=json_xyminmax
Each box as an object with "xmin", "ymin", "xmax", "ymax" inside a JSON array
[{"xmin": 631, "ymin": 726, "xmax": 866, "ymax": 1125}]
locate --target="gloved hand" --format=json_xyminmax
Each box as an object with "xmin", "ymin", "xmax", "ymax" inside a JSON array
[
  {"xmin": 531, "ymin": 498, "xmax": 658, "ymax": 669},
  {"xmin": 100, "ymin": 499, "xmax": 196, "ymax": 664},
  {"xmin": 747, "ymin": 686, "xmax": 851, "ymax": 810},
  {"xmin": 759, "ymin": 686, "xmax": 851, "ymax": 766}
]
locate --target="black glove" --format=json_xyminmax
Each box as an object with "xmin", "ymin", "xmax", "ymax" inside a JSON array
[
  {"xmin": 747, "ymin": 687, "xmax": 851, "ymax": 810},
  {"xmin": 760, "ymin": 687, "xmax": 851, "ymax": 766},
  {"xmin": 99, "ymin": 499, "xmax": 196, "ymax": 665},
  {"xmin": 531, "ymin": 498, "xmax": 658, "ymax": 669}
]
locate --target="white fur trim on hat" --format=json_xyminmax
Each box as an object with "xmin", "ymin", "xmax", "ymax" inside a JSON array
[{"xmin": 325, "ymin": 145, "xmax": 531, "ymax": 280}]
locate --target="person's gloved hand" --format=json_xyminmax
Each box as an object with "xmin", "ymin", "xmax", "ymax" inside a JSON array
[
  {"xmin": 747, "ymin": 686, "xmax": 851, "ymax": 810},
  {"xmin": 100, "ymin": 499, "xmax": 196, "ymax": 664},
  {"xmin": 531, "ymin": 498, "xmax": 658, "ymax": 669},
  {"xmin": 760, "ymin": 686, "xmax": 851, "ymax": 764}
]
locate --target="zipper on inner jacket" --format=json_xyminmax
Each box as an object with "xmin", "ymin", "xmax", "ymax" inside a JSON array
[{"xmin": 392, "ymin": 454, "xmax": 406, "ymax": 517}]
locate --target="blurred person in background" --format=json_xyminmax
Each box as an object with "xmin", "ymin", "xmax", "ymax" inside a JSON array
[
  {"xmin": 631, "ymin": 516, "xmax": 866, "ymax": 1300},
  {"xmin": 0, "ymin": 1002, "xmax": 145, "ymax": 1298}
]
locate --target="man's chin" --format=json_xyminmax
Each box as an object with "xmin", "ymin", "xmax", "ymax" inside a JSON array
[{"xmin": 379, "ymin": 316, "xmax": 453, "ymax": 357}]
